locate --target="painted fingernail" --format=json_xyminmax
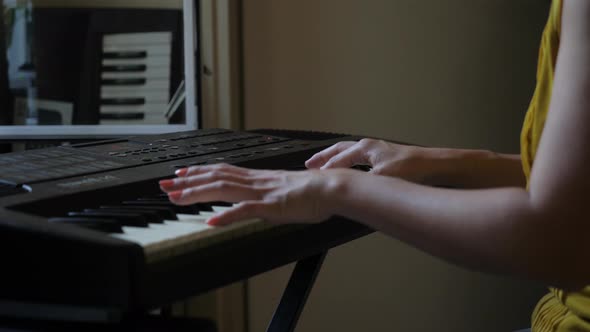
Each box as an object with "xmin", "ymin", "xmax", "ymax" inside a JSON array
[
  {"xmin": 168, "ymin": 190, "xmax": 183, "ymax": 201},
  {"xmin": 175, "ymin": 168, "xmax": 188, "ymax": 177},
  {"xmin": 206, "ymin": 217, "xmax": 219, "ymax": 226},
  {"xmin": 159, "ymin": 179, "xmax": 175, "ymax": 188}
]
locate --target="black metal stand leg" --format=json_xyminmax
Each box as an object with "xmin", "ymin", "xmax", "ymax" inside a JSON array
[{"xmin": 266, "ymin": 251, "xmax": 327, "ymax": 332}]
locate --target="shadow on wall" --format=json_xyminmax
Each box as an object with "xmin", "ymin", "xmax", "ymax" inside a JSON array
[{"xmin": 243, "ymin": 0, "xmax": 551, "ymax": 153}]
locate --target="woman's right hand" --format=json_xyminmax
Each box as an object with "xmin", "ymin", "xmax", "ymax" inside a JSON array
[{"xmin": 305, "ymin": 138, "xmax": 432, "ymax": 182}]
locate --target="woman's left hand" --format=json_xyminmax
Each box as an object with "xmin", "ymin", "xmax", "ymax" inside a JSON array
[{"xmin": 159, "ymin": 163, "xmax": 351, "ymax": 226}]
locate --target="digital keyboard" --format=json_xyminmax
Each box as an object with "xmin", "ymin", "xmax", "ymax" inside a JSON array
[{"xmin": 0, "ymin": 129, "xmax": 372, "ymax": 322}]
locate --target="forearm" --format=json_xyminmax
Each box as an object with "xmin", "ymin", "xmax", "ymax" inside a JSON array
[
  {"xmin": 418, "ymin": 148, "xmax": 526, "ymax": 189},
  {"xmin": 328, "ymin": 172, "xmax": 586, "ymax": 289}
]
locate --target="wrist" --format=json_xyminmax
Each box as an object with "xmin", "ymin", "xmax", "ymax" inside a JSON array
[
  {"xmin": 417, "ymin": 147, "xmax": 476, "ymax": 186},
  {"xmin": 396, "ymin": 146, "xmax": 453, "ymax": 185},
  {"xmin": 420, "ymin": 148, "xmax": 503, "ymax": 188},
  {"xmin": 319, "ymin": 169, "xmax": 357, "ymax": 217}
]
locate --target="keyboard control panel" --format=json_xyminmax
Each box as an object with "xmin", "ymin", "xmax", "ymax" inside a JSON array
[{"xmin": 0, "ymin": 129, "xmax": 293, "ymax": 186}]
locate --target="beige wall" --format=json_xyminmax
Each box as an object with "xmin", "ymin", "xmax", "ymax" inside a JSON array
[
  {"xmin": 243, "ymin": 0, "xmax": 549, "ymax": 152},
  {"xmin": 242, "ymin": 0, "xmax": 550, "ymax": 331}
]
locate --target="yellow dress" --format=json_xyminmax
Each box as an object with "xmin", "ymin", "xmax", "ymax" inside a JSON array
[{"xmin": 521, "ymin": 1, "xmax": 590, "ymax": 331}]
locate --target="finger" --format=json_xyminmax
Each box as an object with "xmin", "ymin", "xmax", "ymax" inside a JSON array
[
  {"xmin": 305, "ymin": 142, "xmax": 356, "ymax": 169},
  {"xmin": 207, "ymin": 201, "xmax": 271, "ymax": 226},
  {"xmin": 167, "ymin": 181, "xmax": 264, "ymax": 205},
  {"xmin": 175, "ymin": 163, "xmax": 251, "ymax": 177},
  {"xmin": 160, "ymin": 171, "xmax": 253, "ymax": 192},
  {"xmin": 320, "ymin": 145, "xmax": 369, "ymax": 170}
]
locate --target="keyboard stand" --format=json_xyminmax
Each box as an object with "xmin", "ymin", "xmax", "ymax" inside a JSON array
[
  {"xmin": 267, "ymin": 251, "xmax": 327, "ymax": 332},
  {"xmin": 0, "ymin": 252, "xmax": 327, "ymax": 332}
]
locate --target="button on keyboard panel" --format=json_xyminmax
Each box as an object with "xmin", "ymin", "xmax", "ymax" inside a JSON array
[{"xmin": 0, "ymin": 148, "xmax": 129, "ymax": 185}]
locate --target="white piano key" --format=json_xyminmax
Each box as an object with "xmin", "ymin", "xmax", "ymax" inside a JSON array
[
  {"xmin": 211, "ymin": 205, "xmax": 234, "ymax": 213},
  {"xmin": 110, "ymin": 207, "xmax": 270, "ymax": 263},
  {"xmin": 113, "ymin": 205, "xmax": 270, "ymax": 262},
  {"xmin": 197, "ymin": 211, "xmax": 218, "ymax": 218},
  {"xmin": 113, "ymin": 227, "xmax": 159, "ymax": 246},
  {"xmin": 144, "ymin": 221, "xmax": 216, "ymax": 260},
  {"xmin": 117, "ymin": 223, "xmax": 188, "ymax": 245},
  {"xmin": 112, "ymin": 221, "xmax": 214, "ymax": 260},
  {"xmin": 100, "ymin": 104, "xmax": 168, "ymax": 114},
  {"xmin": 101, "ymin": 81, "xmax": 171, "ymax": 94},
  {"xmin": 176, "ymin": 214, "xmax": 210, "ymax": 223},
  {"xmin": 104, "ymin": 32, "xmax": 172, "ymax": 46},
  {"xmin": 102, "ymin": 57, "xmax": 171, "ymax": 67},
  {"xmin": 100, "ymin": 94, "xmax": 169, "ymax": 105},
  {"xmin": 102, "ymin": 70, "xmax": 171, "ymax": 80}
]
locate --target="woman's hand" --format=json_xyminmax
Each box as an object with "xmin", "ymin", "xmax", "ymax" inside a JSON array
[
  {"xmin": 159, "ymin": 163, "xmax": 352, "ymax": 226},
  {"xmin": 305, "ymin": 139, "xmax": 430, "ymax": 182}
]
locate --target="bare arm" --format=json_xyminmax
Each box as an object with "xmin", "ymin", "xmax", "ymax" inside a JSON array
[
  {"xmin": 163, "ymin": 0, "xmax": 590, "ymax": 290},
  {"xmin": 306, "ymin": 141, "xmax": 526, "ymax": 189},
  {"xmin": 411, "ymin": 148, "xmax": 526, "ymax": 188}
]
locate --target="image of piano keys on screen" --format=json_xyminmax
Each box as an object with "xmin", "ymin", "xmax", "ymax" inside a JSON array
[{"xmin": 99, "ymin": 32, "xmax": 173, "ymax": 125}]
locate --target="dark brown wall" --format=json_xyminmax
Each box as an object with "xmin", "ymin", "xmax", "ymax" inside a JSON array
[{"xmin": 0, "ymin": 11, "xmax": 12, "ymax": 127}]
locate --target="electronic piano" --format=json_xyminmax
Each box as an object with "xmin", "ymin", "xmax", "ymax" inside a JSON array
[{"xmin": 0, "ymin": 129, "xmax": 372, "ymax": 324}]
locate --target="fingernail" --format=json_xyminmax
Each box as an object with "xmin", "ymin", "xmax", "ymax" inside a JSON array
[
  {"xmin": 207, "ymin": 217, "xmax": 219, "ymax": 226},
  {"xmin": 159, "ymin": 179, "xmax": 175, "ymax": 188},
  {"xmin": 168, "ymin": 190, "xmax": 183, "ymax": 201},
  {"xmin": 175, "ymin": 168, "xmax": 188, "ymax": 177}
]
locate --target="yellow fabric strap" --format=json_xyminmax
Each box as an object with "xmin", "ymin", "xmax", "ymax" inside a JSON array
[{"xmin": 520, "ymin": 0, "xmax": 561, "ymax": 182}]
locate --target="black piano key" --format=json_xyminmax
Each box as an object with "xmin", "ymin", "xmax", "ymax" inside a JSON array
[
  {"xmin": 102, "ymin": 64, "xmax": 147, "ymax": 72},
  {"xmin": 102, "ymin": 51, "xmax": 147, "ymax": 59},
  {"xmin": 68, "ymin": 212, "xmax": 149, "ymax": 228},
  {"xmin": 121, "ymin": 201, "xmax": 187, "ymax": 220},
  {"xmin": 101, "ymin": 78, "xmax": 147, "ymax": 86},
  {"xmin": 137, "ymin": 197, "xmax": 169, "ymax": 202},
  {"xmin": 100, "ymin": 113, "xmax": 145, "ymax": 120},
  {"xmin": 101, "ymin": 98, "xmax": 145, "ymax": 106},
  {"xmin": 121, "ymin": 200, "xmax": 200, "ymax": 215},
  {"xmin": 137, "ymin": 197, "xmax": 215, "ymax": 213},
  {"xmin": 194, "ymin": 203, "xmax": 214, "ymax": 212},
  {"xmin": 351, "ymin": 164, "xmax": 373, "ymax": 172},
  {"xmin": 100, "ymin": 205, "xmax": 178, "ymax": 220},
  {"xmin": 85, "ymin": 208, "xmax": 163, "ymax": 224},
  {"xmin": 48, "ymin": 217, "xmax": 123, "ymax": 234},
  {"xmin": 208, "ymin": 201, "xmax": 233, "ymax": 207}
]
